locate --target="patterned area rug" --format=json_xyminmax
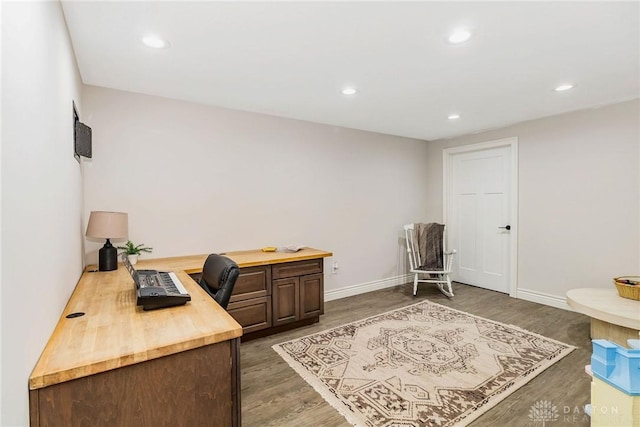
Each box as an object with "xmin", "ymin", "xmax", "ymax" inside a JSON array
[{"xmin": 273, "ymin": 300, "xmax": 575, "ymax": 427}]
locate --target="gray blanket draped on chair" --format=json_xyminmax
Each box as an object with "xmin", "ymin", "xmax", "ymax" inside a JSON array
[{"xmin": 415, "ymin": 222, "xmax": 444, "ymax": 270}]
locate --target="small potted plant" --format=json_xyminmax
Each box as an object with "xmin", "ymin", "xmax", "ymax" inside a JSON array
[{"xmin": 117, "ymin": 240, "xmax": 153, "ymax": 265}]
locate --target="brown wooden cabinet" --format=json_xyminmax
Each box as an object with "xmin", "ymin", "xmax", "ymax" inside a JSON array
[
  {"xmin": 30, "ymin": 340, "xmax": 240, "ymax": 427},
  {"xmin": 228, "ymin": 257, "xmax": 325, "ymax": 339},
  {"xmin": 226, "ymin": 265, "xmax": 272, "ymax": 334}
]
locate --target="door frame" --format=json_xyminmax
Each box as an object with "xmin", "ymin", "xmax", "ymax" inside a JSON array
[{"xmin": 442, "ymin": 137, "xmax": 519, "ymax": 297}]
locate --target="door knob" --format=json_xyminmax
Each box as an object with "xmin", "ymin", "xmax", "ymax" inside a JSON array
[{"xmin": 498, "ymin": 225, "xmax": 511, "ymax": 230}]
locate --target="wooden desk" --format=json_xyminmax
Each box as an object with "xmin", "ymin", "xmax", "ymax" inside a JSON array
[
  {"xmin": 142, "ymin": 248, "xmax": 333, "ymax": 340},
  {"xmin": 566, "ymin": 288, "xmax": 640, "ymax": 346},
  {"xmin": 29, "ymin": 247, "xmax": 331, "ymax": 426},
  {"xmin": 29, "ymin": 260, "xmax": 243, "ymax": 427}
]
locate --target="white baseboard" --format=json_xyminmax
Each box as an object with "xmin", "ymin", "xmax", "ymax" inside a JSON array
[
  {"xmin": 324, "ymin": 279, "xmax": 575, "ymax": 312},
  {"xmin": 325, "ymin": 274, "xmax": 412, "ymax": 302},
  {"xmin": 516, "ymin": 288, "xmax": 573, "ymax": 311}
]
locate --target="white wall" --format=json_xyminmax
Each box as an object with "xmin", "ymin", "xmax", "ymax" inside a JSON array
[
  {"xmin": 82, "ymin": 86, "xmax": 429, "ymax": 295},
  {"xmin": 424, "ymin": 100, "xmax": 640, "ymax": 306},
  {"xmin": 1, "ymin": 2, "xmax": 84, "ymax": 425}
]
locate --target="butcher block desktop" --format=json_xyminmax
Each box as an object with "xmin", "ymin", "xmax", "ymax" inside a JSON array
[{"xmin": 29, "ymin": 247, "xmax": 331, "ymax": 426}]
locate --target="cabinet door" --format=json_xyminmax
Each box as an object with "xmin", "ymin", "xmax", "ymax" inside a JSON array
[
  {"xmin": 272, "ymin": 277, "xmax": 299, "ymax": 326},
  {"xmin": 299, "ymin": 273, "xmax": 324, "ymax": 319}
]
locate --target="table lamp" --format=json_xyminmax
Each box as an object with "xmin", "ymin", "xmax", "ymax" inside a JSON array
[{"xmin": 85, "ymin": 211, "xmax": 128, "ymax": 271}]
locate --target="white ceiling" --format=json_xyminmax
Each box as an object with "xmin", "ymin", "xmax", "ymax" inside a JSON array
[{"xmin": 61, "ymin": 1, "xmax": 639, "ymax": 141}]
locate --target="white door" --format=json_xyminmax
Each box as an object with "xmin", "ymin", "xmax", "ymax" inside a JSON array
[{"xmin": 446, "ymin": 142, "xmax": 515, "ymax": 294}]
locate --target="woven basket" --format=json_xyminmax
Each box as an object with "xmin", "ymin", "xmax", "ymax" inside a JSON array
[{"xmin": 613, "ymin": 276, "xmax": 640, "ymax": 301}]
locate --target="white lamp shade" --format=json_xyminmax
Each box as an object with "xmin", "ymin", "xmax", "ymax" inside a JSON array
[{"xmin": 86, "ymin": 211, "xmax": 128, "ymax": 239}]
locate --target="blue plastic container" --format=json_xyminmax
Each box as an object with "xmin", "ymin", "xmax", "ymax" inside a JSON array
[{"xmin": 591, "ymin": 339, "xmax": 640, "ymax": 396}]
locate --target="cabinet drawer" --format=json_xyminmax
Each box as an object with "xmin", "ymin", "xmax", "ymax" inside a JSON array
[
  {"xmin": 227, "ymin": 296, "xmax": 272, "ymax": 334},
  {"xmin": 272, "ymin": 259, "xmax": 322, "ymax": 279},
  {"xmin": 230, "ymin": 266, "xmax": 271, "ymax": 303}
]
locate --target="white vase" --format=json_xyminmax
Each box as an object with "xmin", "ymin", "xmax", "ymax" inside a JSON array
[{"xmin": 128, "ymin": 254, "xmax": 138, "ymax": 265}]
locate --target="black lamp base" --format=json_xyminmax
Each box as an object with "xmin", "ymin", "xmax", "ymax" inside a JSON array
[{"xmin": 98, "ymin": 239, "xmax": 118, "ymax": 271}]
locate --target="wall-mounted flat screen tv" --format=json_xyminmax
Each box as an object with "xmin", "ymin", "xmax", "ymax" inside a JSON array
[
  {"xmin": 74, "ymin": 120, "xmax": 92, "ymax": 158},
  {"xmin": 73, "ymin": 101, "xmax": 92, "ymax": 159}
]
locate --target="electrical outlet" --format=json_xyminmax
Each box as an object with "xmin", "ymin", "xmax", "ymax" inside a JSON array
[{"xmin": 332, "ymin": 261, "xmax": 339, "ymax": 274}]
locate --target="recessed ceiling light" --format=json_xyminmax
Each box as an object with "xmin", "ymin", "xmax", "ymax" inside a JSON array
[
  {"xmin": 448, "ymin": 29, "xmax": 472, "ymax": 44},
  {"xmin": 448, "ymin": 114, "xmax": 461, "ymax": 120},
  {"xmin": 142, "ymin": 35, "xmax": 169, "ymax": 49},
  {"xmin": 341, "ymin": 87, "xmax": 358, "ymax": 95},
  {"xmin": 555, "ymin": 83, "xmax": 574, "ymax": 92}
]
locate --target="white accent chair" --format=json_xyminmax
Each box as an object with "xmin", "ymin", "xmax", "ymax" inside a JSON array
[{"xmin": 404, "ymin": 223, "xmax": 456, "ymax": 297}]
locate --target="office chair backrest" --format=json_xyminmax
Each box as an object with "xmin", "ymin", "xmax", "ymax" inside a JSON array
[{"xmin": 199, "ymin": 254, "xmax": 240, "ymax": 310}]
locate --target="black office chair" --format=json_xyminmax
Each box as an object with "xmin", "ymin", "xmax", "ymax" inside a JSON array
[{"xmin": 198, "ymin": 254, "xmax": 240, "ymax": 310}]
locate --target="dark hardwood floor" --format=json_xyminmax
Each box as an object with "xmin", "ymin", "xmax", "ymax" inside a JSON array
[{"xmin": 240, "ymin": 282, "xmax": 592, "ymax": 426}]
